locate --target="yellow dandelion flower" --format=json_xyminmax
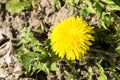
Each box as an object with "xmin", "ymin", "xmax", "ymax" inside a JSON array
[{"xmin": 50, "ymin": 16, "xmax": 94, "ymax": 60}]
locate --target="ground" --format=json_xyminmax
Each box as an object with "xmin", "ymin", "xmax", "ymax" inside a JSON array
[
  {"xmin": 0, "ymin": 0, "xmax": 75, "ymax": 80},
  {"xmin": 0, "ymin": 0, "xmax": 120, "ymax": 80}
]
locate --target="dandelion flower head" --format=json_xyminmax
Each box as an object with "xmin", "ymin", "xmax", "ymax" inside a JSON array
[{"xmin": 50, "ymin": 16, "xmax": 94, "ymax": 60}]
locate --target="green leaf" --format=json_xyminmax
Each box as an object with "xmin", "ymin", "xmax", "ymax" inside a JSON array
[
  {"xmin": 66, "ymin": 0, "xmax": 79, "ymax": 6},
  {"xmin": 50, "ymin": 62, "xmax": 59, "ymax": 72},
  {"xmin": 74, "ymin": 0, "xmax": 79, "ymax": 4},
  {"xmin": 88, "ymin": 67, "xmax": 93, "ymax": 80},
  {"xmin": 94, "ymin": 2, "xmax": 103, "ymax": 18},
  {"xmin": 101, "ymin": 0, "xmax": 114, "ymax": 4},
  {"xmin": 98, "ymin": 12, "xmax": 114, "ymax": 29},
  {"xmin": 101, "ymin": 0, "xmax": 120, "ymax": 11},
  {"xmin": 16, "ymin": 27, "xmax": 50, "ymax": 75},
  {"xmin": 40, "ymin": 63, "xmax": 49, "ymax": 75},
  {"xmin": 83, "ymin": 0, "xmax": 96, "ymax": 14},
  {"xmin": 66, "ymin": 0, "xmax": 74, "ymax": 6},
  {"xmin": 36, "ymin": 46, "xmax": 48, "ymax": 61},
  {"xmin": 96, "ymin": 63, "xmax": 108, "ymax": 80},
  {"xmin": 6, "ymin": 0, "xmax": 31, "ymax": 13},
  {"xmin": 53, "ymin": 0, "xmax": 61, "ymax": 10},
  {"xmin": 116, "ymin": 46, "xmax": 120, "ymax": 53},
  {"xmin": 64, "ymin": 70, "xmax": 73, "ymax": 80},
  {"xmin": 21, "ymin": 53, "xmax": 33, "ymax": 71},
  {"xmin": 20, "ymin": 51, "xmax": 49, "ymax": 73},
  {"xmin": 99, "ymin": 20, "xmax": 108, "ymax": 29},
  {"xmin": 25, "ymin": 52, "xmax": 41, "ymax": 59},
  {"xmin": 33, "ymin": 61, "xmax": 50, "ymax": 74},
  {"xmin": 106, "ymin": 4, "xmax": 120, "ymax": 11}
]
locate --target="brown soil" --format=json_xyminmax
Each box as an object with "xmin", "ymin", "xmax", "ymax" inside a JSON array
[
  {"xmin": 1, "ymin": 0, "xmax": 120, "ymax": 80},
  {"xmin": 0, "ymin": 0, "xmax": 77, "ymax": 80}
]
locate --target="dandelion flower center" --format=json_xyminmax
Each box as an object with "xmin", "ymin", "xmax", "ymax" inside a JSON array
[{"xmin": 50, "ymin": 16, "xmax": 94, "ymax": 60}]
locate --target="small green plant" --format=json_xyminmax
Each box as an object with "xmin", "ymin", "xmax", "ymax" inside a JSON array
[
  {"xmin": 6, "ymin": 0, "xmax": 40, "ymax": 13},
  {"xmin": 13, "ymin": 0, "xmax": 120, "ymax": 79},
  {"xmin": 53, "ymin": 0, "xmax": 80, "ymax": 10},
  {"xmin": 16, "ymin": 28, "xmax": 59, "ymax": 76},
  {"xmin": 80, "ymin": 0, "xmax": 120, "ymax": 29},
  {"xmin": 115, "ymin": 23, "xmax": 120, "ymax": 53},
  {"xmin": 86, "ymin": 61, "xmax": 108, "ymax": 80},
  {"xmin": 53, "ymin": 0, "xmax": 61, "ymax": 10},
  {"xmin": 66, "ymin": 0, "xmax": 80, "ymax": 7},
  {"xmin": 96, "ymin": 62, "xmax": 108, "ymax": 80}
]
